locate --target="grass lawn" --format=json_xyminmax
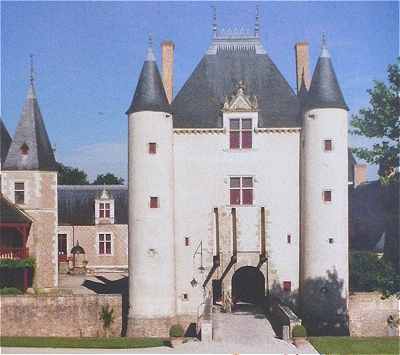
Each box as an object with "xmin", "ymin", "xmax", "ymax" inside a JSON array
[
  {"xmin": 0, "ymin": 337, "xmax": 169, "ymax": 349},
  {"xmin": 309, "ymin": 336, "xmax": 400, "ymax": 355}
]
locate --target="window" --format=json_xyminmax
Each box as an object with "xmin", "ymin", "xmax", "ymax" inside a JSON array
[
  {"xmin": 185, "ymin": 237, "xmax": 190, "ymax": 246},
  {"xmin": 150, "ymin": 196, "xmax": 159, "ymax": 208},
  {"xmin": 323, "ymin": 190, "xmax": 332, "ymax": 202},
  {"xmin": 58, "ymin": 234, "xmax": 68, "ymax": 262},
  {"xmin": 324, "ymin": 139, "xmax": 333, "ymax": 152},
  {"xmin": 149, "ymin": 142, "xmax": 157, "ymax": 154},
  {"xmin": 99, "ymin": 203, "xmax": 111, "ymax": 218},
  {"xmin": 230, "ymin": 176, "xmax": 253, "ymax": 205},
  {"xmin": 287, "ymin": 234, "xmax": 291, "ymax": 244},
  {"xmin": 14, "ymin": 182, "xmax": 25, "ymax": 204},
  {"xmin": 20, "ymin": 143, "xmax": 29, "ymax": 155},
  {"xmin": 329, "ymin": 238, "xmax": 334, "ymax": 244},
  {"xmin": 182, "ymin": 293, "xmax": 189, "ymax": 301},
  {"xmin": 98, "ymin": 233, "xmax": 112, "ymax": 255},
  {"xmin": 229, "ymin": 118, "xmax": 252, "ymax": 149},
  {"xmin": 283, "ymin": 281, "xmax": 291, "ymax": 292}
]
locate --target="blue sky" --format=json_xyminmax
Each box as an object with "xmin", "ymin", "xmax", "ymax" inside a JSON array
[{"xmin": 1, "ymin": 1, "xmax": 398, "ymax": 181}]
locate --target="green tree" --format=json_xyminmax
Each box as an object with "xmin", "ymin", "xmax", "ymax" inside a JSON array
[
  {"xmin": 351, "ymin": 58, "xmax": 399, "ymax": 184},
  {"xmin": 92, "ymin": 173, "xmax": 124, "ymax": 185},
  {"xmin": 57, "ymin": 162, "xmax": 89, "ymax": 185}
]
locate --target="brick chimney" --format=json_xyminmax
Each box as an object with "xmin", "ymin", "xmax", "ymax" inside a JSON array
[
  {"xmin": 295, "ymin": 42, "xmax": 310, "ymax": 93},
  {"xmin": 161, "ymin": 40, "xmax": 175, "ymax": 103},
  {"xmin": 354, "ymin": 164, "xmax": 367, "ymax": 187}
]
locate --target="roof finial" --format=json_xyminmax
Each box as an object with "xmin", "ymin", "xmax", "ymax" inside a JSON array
[
  {"xmin": 29, "ymin": 54, "xmax": 34, "ymax": 85},
  {"xmin": 212, "ymin": 5, "xmax": 217, "ymax": 38},
  {"xmin": 146, "ymin": 33, "xmax": 156, "ymax": 61},
  {"xmin": 255, "ymin": 5, "xmax": 260, "ymax": 37},
  {"xmin": 320, "ymin": 32, "xmax": 330, "ymax": 58}
]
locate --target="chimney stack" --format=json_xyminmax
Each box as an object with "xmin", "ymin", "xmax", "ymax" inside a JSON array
[
  {"xmin": 295, "ymin": 42, "xmax": 310, "ymax": 93},
  {"xmin": 161, "ymin": 40, "xmax": 175, "ymax": 103}
]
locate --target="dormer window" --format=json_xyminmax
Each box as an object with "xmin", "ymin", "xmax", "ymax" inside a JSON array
[
  {"xmin": 229, "ymin": 118, "xmax": 252, "ymax": 149},
  {"xmin": 20, "ymin": 143, "xmax": 29, "ymax": 155},
  {"xmin": 99, "ymin": 202, "xmax": 110, "ymax": 218},
  {"xmin": 95, "ymin": 188, "xmax": 115, "ymax": 224}
]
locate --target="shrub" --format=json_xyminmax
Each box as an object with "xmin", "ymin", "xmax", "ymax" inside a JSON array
[
  {"xmin": 292, "ymin": 324, "xmax": 307, "ymax": 338},
  {"xmin": 99, "ymin": 304, "xmax": 114, "ymax": 330},
  {"xmin": 0, "ymin": 257, "xmax": 35, "ymax": 270},
  {"xmin": 0, "ymin": 287, "xmax": 23, "ymax": 295},
  {"xmin": 169, "ymin": 324, "xmax": 184, "ymax": 338}
]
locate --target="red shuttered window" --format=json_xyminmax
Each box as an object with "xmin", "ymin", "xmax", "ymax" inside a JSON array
[
  {"xmin": 150, "ymin": 196, "xmax": 159, "ymax": 208},
  {"xmin": 149, "ymin": 142, "xmax": 157, "ymax": 154},
  {"xmin": 229, "ymin": 118, "xmax": 252, "ymax": 149},
  {"xmin": 324, "ymin": 139, "xmax": 333, "ymax": 151},
  {"xmin": 323, "ymin": 190, "xmax": 332, "ymax": 202},
  {"xmin": 230, "ymin": 176, "xmax": 254, "ymax": 205}
]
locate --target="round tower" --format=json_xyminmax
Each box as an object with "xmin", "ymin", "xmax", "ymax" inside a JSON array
[
  {"xmin": 126, "ymin": 39, "xmax": 176, "ymax": 337},
  {"xmin": 300, "ymin": 37, "xmax": 349, "ymax": 334}
]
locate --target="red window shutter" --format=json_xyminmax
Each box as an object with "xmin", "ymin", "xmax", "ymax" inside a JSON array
[
  {"xmin": 242, "ymin": 189, "xmax": 253, "ymax": 205},
  {"xmin": 230, "ymin": 131, "xmax": 240, "ymax": 149},
  {"xmin": 149, "ymin": 143, "xmax": 157, "ymax": 154},
  {"xmin": 241, "ymin": 131, "xmax": 252, "ymax": 148},
  {"xmin": 230, "ymin": 189, "xmax": 241, "ymax": 205},
  {"xmin": 283, "ymin": 281, "xmax": 291, "ymax": 292},
  {"xmin": 150, "ymin": 197, "xmax": 159, "ymax": 208},
  {"xmin": 324, "ymin": 140, "xmax": 332, "ymax": 151},
  {"xmin": 323, "ymin": 190, "xmax": 332, "ymax": 202}
]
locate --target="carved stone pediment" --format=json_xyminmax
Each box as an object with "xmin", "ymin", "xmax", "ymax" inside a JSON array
[{"xmin": 223, "ymin": 80, "xmax": 258, "ymax": 112}]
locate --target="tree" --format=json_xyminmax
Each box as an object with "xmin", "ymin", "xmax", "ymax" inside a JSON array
[
  {"xmin": 57, "ymin": 162, "xmax": 89, "ymax": 185},
  {"xmin": 92, "ymin": 173, "xmax": 124, "ymax": 185},
  {"xmin": 351, "ymin": 58, "xmax": 399, "ymax": 184}
]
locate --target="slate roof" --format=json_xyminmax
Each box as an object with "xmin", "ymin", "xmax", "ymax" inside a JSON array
[
  {"xmin": 0, "ymin": 118, "xmax": 12, "ymax": 165},
  {"xmin": 306, "ymin": 44, "xmax": 348, "ymax": 111},
  {"xmin": 58, "ymin": 185, "xmax": 128, "ymax": 225},
  {"xmin": 3, "ymin": 82, "xmax": 57, "ymax": 171},
  {"xmin": 126, "ymin": 47, "xmax": 171, "ymax": 115},
  {"xmin": 0, "ymin": 194, "xmax": 32, "ymax": 224},
  {"xmin": 172, "ymin": 40, "xmax": 301, "ymax": 128}
]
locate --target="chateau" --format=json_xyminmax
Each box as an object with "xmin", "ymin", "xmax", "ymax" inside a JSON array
[{"xmin": 1, "ymin": 17, "xmax": 350, "ymax": 336}]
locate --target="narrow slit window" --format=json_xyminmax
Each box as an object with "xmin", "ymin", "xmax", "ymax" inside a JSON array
[
  {"xmin": 150, "ymin": 196, "xmax": 159, "ymax": 208},
  {"xmin": 149, "ymin": 143, "xmax": 157, "ymax": 154},
  {"xmin": 14, "ymin": 182, "xmax": 25, "ymax": 204},
  {"xmin": 323, "ymin": 190, "xmax": 332, "ymax": 202},
  {"xmin": 185, "ymin": 237, "xmax": 190, "ymax": 246},
  {"xmin": 287, "ymin": 234, "xmax": 291, "ymax": 244},
  {"xmin": 324, "ymin": 139, "xmax": 333, "ymax": 152}
]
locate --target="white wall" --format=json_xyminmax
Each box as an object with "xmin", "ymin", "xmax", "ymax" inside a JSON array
[{"xmin": 173, "ymin": 125, "xmax": 301, "ymax": 315}]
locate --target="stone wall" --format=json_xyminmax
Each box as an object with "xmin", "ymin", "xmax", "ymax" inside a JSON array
[
  {"xmin": 349, "ymin": 292, "xmax": 400, "ymax": 337},
  {"xmin": 0, "ymin": 294, "xmax": 122, "ymax": 337}
]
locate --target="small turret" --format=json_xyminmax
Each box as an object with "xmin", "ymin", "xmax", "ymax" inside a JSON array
[{"xmin": 3, "ymin": 62, "xmax": 56, "ymax": 171}]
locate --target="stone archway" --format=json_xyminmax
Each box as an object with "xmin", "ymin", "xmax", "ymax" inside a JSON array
[{"xmin": 232, "ymin": 266, "xmax": 265, "ymax": 305}]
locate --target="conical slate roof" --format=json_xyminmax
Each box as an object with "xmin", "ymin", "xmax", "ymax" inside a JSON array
[
  {"xmin": 3, "ymin": 82, "xmax": 57, "ymax": 171},
  {"xmin": 126, "ymin": 47, "xmax": 171, "ymax": 114},
  {"xmin": 306, "ymin": 42, "xmax": 348, "ymax": 111},
  {"xmin": 172, "ymin": 35, "xmax": 301, "ymax": 128},
  {"xmin": 0, "ymin": 118, "xmax": 12, "ymax": 165}
]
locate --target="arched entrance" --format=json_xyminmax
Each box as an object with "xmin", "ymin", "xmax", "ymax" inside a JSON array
[{"xmin": 232, "ymin": 266, "xmax": 265, "ymax": 305}]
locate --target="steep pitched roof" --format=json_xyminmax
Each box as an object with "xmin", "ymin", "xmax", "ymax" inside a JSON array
[
  {"xmin": 306, "ymin": 42, "xmax": 348, "ymax": 111},
  {"xmin": 58, "ymin": 185, "xmax": 128, "ymax": 225},
  {"xmin": 0, "ymin": 118, "xmax": 12, "ymax": 165},
  {"xmin": 0, "ymin": 194, "xmax": 32, "ymax": 224},
  {"xmin": 126, "ymin": 46, "xmax": 171, "ymax": 114},
  {"xmin": 3, "ymin": 82, "xmax": 57, "ymax": 171},
  {"xmin": 172, "ymin": 35, "xmax": 301, "ymax": 128}
]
